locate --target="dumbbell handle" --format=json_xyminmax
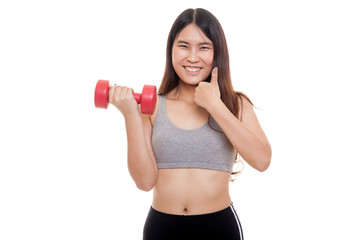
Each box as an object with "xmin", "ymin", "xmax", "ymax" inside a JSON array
[{"xmin": 133, "ymin": 93, "xmax": 141, "ymax": 104}]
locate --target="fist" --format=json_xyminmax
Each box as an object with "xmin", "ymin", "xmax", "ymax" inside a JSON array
[
  {"xmin": 194, "ymin": 67, "xmax": 221, "ymax": 110},
  {"xmin": 108, "ymin": 85, "xmax": 139, "ymax": 116}
]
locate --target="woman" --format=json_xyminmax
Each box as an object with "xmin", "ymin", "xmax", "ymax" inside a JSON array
[{"xmin": 109, "ymin": 8, "xmax": 271, "ymax": 240}]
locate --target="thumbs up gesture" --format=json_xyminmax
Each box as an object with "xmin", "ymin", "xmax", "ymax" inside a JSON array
[{"xmin": 194, "ymin": 67, "xmax": 221, "ymax": 111}]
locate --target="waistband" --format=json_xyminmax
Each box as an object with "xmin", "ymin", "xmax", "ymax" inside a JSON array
[{"xmin": 150, "ymin": 203, "xmax": 235, "ymax": 219}]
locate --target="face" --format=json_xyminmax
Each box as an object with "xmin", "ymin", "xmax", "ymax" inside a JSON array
[{"xmin": 172, "ymin": 23, "xmax": 214, "ymax": 86}]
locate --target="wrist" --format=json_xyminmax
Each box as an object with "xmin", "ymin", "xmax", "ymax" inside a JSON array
[
  {"xmin": 124, "ymin": 112, "xmax": 141, "ymax": 122},
  {"xmin": 207, "ymin": 98, "xmax": 225, "ymax": 115}
]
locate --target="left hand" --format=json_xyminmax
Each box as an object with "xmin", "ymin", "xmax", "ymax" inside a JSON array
[{"xmin": 194, "ymin": 67, "xmax": 221, "ymax": 111}]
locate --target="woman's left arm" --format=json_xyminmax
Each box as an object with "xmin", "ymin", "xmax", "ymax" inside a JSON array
[
  {"xmin": 195, "ymin": 68, "xmax": 271, "ymax": 172},
  {"xmin": 210, "ymin": 97, "xmax": 271, "ymax": 172}
]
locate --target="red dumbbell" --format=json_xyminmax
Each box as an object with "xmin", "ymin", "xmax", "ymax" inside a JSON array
[{"xmin": 94, "ymin": 80, "xmax": 157, "ymax": 115}]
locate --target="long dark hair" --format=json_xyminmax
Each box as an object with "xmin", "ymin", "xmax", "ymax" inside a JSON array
[
  {"xmin": 158, "ymin": 8, "xmax": 252, "ymax": 177},
  {"xmin": 159, "ymin": 8, "xmax": 251, "ymax": 120}
]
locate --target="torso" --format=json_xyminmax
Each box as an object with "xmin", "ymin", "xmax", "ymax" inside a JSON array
[
  {"xmin": 150, "ymin": 91, "xmax": 232, "ymax": 215},
  {"xmin": 152, "ymin": 169, "xmax": 231, "ymax": 215}
]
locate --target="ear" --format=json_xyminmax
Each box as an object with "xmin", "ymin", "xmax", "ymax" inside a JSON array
[{"xmin": 210, "ymin": 67, "xmax": 218, "ymax": 85}]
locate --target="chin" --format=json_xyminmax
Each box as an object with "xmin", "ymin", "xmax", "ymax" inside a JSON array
[
  {"xmin": 182, "ymin": 80, "xmax": 202, "ymax": 86},
  {"xmin": 181, "ymin": 76, "xmax": 207, "ymax": 85}
]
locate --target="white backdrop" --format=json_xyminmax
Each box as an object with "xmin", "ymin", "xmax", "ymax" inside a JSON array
[{"xmin": 1, "ymin": 0, "xmax": 359, "ymax": 239}]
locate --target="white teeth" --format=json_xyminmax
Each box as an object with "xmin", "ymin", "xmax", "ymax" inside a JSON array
[{"xmin": 185, "ymin": 67, "xmax": 201, "ymax": 72}]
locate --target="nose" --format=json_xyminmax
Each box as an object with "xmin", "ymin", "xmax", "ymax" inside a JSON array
[{"xmin": 187, "ymin": 48, "xmax": 199, "ymax": 63}]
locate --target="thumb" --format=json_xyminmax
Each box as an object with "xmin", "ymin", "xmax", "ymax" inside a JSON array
[{"xmin": 210, "ymin": 67, "xmax": 218, "ymax": 85}]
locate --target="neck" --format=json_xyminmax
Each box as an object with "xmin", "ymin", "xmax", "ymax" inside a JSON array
[{"xmin": 171, "ymin": 81, "xmax": 197, "ymax": 103}]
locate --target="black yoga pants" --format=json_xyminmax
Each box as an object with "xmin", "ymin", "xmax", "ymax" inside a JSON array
[{"xmin": 143, "ymin": 203, "xmax": 244, "ymax": 240}]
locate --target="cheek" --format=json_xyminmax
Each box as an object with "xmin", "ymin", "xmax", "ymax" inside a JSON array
[
  {"xmin": 172, "ymin": 48, "xmax": 185, "ymax": 64},
  {"xmin": 172, "ymin": 51, "xmax": 180, "ymax": 70},
  {"xmin": 198, "ymin": 50, "xmax": 214, "ymax": 68},
  {"xmin": 205, "ymin": 52, "xmax": 214, "ymax": 65},
  {"xmin": 171, "ymin": 50, "xmax": 183, "ymax": 75},
  {"xmin": 203, "ymin": 53, "xmax": 214, "ymax": 76}
]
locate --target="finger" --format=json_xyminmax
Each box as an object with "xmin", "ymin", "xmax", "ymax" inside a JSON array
[
  {"xmin": 108, "ymin": 85, "xmax": 116, "ymax": 103},
  {"xmin": 126, "ymin": 87, "xmax": 134, "ymax": 99},
  {"xmin": 126, "ymin": 87, "xmax": 133, "ymax": 94},
  {"xmin": 120, "ymin": 86, "xmax": 128, "ymax": 96},
  {"xmin": 113, "ymin": 85, "xmax": 125, "ymax": 103},
  {"xmin": 210, "ymin": 67, "xmax": 218, "ymax": 85}
]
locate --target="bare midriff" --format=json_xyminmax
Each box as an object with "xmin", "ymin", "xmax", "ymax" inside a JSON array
[{"xmin": 152, "ymin": 168, "xmax": 232, "ymax": 216}]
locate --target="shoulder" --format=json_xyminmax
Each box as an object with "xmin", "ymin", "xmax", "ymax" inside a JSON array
[
  {"xmin": 236, "ymin": 92, "xmax": 253, "ymax": 118},
  {"xmin": 236, "ymin": 92, "xmax": 252, "ymax": 107}
]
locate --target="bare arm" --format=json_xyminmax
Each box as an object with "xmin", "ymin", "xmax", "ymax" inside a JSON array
[
  {"xmin": 109, "ymin": 86, "xmax": 158, "ymax": 191},
  {"xmin": 208, "ymin": 97, "xmax": 271, "ymax": 172},
  {"xmin": 124, "ymin": 114, "xmax": 158, "ymax": 191},
  {"xmin": 195, "ymin": 68, "xmax": 271, "ymax": 171}
]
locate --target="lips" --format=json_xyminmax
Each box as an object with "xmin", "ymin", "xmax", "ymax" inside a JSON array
[{"xmin": 184, "ymin": 66, "xmax": 202, "ymax": 73}]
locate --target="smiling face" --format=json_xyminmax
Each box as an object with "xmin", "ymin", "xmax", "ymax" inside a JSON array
[{"xmin": 172, "ymin": 23, "xmax": 214, "ymax": 86}]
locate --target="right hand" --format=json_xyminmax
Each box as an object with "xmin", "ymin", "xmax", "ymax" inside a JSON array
[{"xmin": 108, "ymin": 85, "xmax": 140, "ymax": 117}]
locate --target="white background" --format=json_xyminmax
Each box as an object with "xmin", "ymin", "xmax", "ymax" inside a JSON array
[{"xmin": 1, "ymin": 0, "xmax": 359, "ymax": 239}]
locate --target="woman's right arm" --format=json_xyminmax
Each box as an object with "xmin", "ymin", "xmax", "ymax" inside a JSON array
[{"xmin": 109, "ymin": 86, "xmax": 158, "ymax": 191}]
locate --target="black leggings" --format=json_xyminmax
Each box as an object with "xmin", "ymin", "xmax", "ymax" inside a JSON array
[{"xmin": 143, "ymin": 203, "xmax": 244, "ymax": 240}]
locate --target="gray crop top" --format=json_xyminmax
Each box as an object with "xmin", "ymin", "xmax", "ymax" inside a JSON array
[{"xmin": 151, "ymin": 95, "xmax": 236, "ymax": 173}]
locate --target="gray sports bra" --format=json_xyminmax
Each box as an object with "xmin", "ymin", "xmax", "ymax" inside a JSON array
[{"xmin": 151, "ymin": 95, "xmax": 236, "ymax": 173}]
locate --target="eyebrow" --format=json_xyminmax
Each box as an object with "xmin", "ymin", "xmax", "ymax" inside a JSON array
[{"xmin": 176, "ymin": 40, "xmax": 213, "ymax": 46}]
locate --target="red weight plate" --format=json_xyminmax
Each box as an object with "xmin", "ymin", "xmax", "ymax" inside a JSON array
[
  {"xmin": 141, "ymin": 85, "xmax": 157, "ymax": 115},
  {"xmin": 94, "ymin": 80, "xmax": 110, "ymax": 108}
]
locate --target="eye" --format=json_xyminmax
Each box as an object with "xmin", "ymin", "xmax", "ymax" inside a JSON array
[{"xmin": 178, "ymin": 44, "xmax": 188, "ymax": 48}]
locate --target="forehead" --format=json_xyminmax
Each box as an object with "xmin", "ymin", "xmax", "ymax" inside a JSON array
[{"xmin": 175, "ymin": 23, "xmax": 212, "ymax": 44}]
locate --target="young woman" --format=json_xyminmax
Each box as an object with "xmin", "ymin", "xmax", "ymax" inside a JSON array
[{"xmin": 109, "ymin": 8, "xmax": 271, "ymax": 240}]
